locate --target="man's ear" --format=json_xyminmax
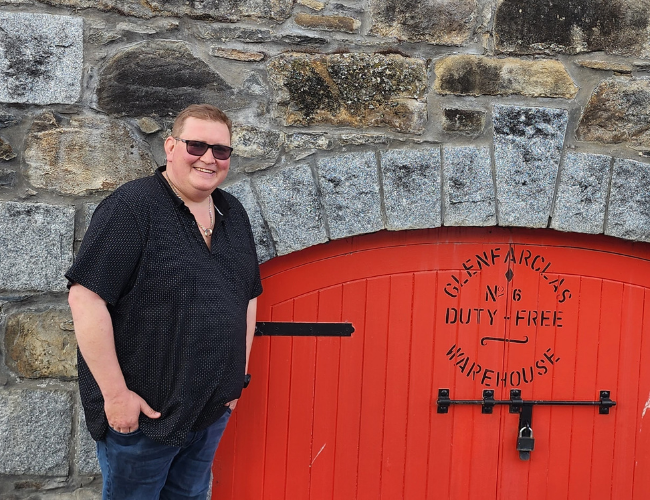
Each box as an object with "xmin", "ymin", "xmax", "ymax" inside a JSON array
[{"xmin": 164, "ymin": 135, "xmax": 176, "ymax": 160}]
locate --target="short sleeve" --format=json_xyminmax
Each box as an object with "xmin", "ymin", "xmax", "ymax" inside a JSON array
[{"xmin": 66, "ymin": 192, "xmax": 145, "ymax": 306}]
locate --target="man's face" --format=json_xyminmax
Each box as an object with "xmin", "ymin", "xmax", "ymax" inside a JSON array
[{"xmin": 164, "ymin": 117, "xmax": 231, "ymax": 200}]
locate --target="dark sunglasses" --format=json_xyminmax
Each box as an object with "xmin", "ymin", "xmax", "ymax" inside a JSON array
[{"xmin": 174, "ymin": 138, "xmax": 233, "ymax": 160}]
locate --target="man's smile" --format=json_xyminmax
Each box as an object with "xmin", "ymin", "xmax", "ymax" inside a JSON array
[{"xmin": 194, "ymin": 166, "xmax": 215, "ymax": 174}]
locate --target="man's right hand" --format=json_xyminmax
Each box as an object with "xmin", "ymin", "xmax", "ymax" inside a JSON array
[{"xmin": 105, "ymin": 389, "xmax": 161, "ymax": 434}]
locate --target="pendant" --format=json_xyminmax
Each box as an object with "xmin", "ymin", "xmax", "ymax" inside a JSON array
[{"xmin": 204, "ymin": 228, "xmax": 213, "ymax": 237}]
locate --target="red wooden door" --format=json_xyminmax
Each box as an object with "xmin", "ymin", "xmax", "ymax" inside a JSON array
[{"xmin": 212, "ymin": 228, "xmax": 650, "ymax": 499}]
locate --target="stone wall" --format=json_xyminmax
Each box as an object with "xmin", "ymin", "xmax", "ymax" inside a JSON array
[{"xmin": 1, "ymin": 0, "xmax": 650, "ymax": 497}]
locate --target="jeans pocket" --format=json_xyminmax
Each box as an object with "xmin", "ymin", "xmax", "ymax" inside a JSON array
[{"xmin": 107, "ymin": 426, "xmax": 144, "ymax": 446}]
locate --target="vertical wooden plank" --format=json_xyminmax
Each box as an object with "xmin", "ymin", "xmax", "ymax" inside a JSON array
[
  {"xmin": 611, "ymin": 285, "xmax": 645, "ymax": 499},
  {"xmin": 567, "ymin": 277, "xmax": 602, "ymax": 500},
  {"xmin": 332, "ymin": 280, "xmax": 368, "ymax": 499},
  {"xmin": 357, "ymin": 276, "xmax": 390, "ymax": 500},
  {"xmin": 403, "ymin": 272, "xmax": 436, "ymax": 500},
  {"xmin": 262, "ymin": 301, "xmax": 294, "ymax": 500},
  {"xmin": 309, "ymin": 286, "xmax": 343, "ymax": 500},
  {"xmin": 380, "ymin": 274, "xmax": 414, "ymax": 499},
  {"xmin": 589, "ymin": 280, "xmax": 623, "ymax": 498},
  {"xmin": 284, "ymin": 292, "xmax": 319, "ymax": 499},
  {"xmin": 633, "ymin": 289, "xmax": 650, "ymax": 499}
]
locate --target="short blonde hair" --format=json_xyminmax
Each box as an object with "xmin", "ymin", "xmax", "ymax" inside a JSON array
[{"xmin": 171, "ymin": 104, "xmax": 232, "ymax": 138}]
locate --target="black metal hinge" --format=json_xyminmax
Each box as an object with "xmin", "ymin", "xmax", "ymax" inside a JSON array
[{"xmin": 255, "ymin": 322, "xmax": 354, "ymax": 337}]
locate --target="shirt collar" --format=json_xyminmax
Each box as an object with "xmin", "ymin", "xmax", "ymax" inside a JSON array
[{"xmin": 156, "ymin": 166, "xmax": 231, "ymax": 220}]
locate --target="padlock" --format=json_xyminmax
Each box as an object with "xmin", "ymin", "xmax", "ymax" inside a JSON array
[{"xmin": 516, "ymin": 425, "xmax": 534, "ymax": 460}]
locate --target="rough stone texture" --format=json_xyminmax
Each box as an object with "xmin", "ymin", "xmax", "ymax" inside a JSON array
[
  {"xmin": 210, "ymin": 47, "xmax": 265, "ymax": 62},
  {"xmin": 269, "ymin": 52, "xmax": 428, "ymax": 134},
  {"xmin": 24, "ymin": 113, "xmax": 156, "ymax": 195},
  {"xmin": 380, "ymin": 148, "xmax": 441, "ymax": 230},
  {"xmin": 605, "ymin": 158, "xmax": 650, "ymax": 242},
  {"xmin": 443, "ymin": 146, "xmax": 496, "ymax": 226},
  {"xmin": 136, "ymin": 117, "xmax": 161, "ymax": 134},
  {"xmin": 97, "ymin": 41, "xmax": 241, "ymax": 118},
  {"xmin": 40, "ymin": 0, "xmax": 293, "ymax": 22},
  {"xmin": 298, "ymin": 0, "xmax": 325, "ymax": 10},
  {"xmin": 576, "ymin": 78, "xmax": 650, "ymax": 148},
  {"xmin": 40, "ymin": 489, "xmax": 101, "ymax": 499},
  {"xmin": 0, "ymin": 202, "xmax": 74, "ymax": 292},
  {"xmin": 0, "ymin": 112, "xmax": 18, "ymax": 128},
  {"xmin": 493, "ymin": 105, "xmax": 569, "ymax": 227},
  {"xmin": 280, "ymin": 34, "xmax": 329, "ymax": 46},
  {"xmin": 254, "ymin": 164, "xmax": 327, "ymax": 255},
  {"xmin": 339, "ymin": 134, "xmax": 389, "ymax": 146},
  {"xmin": 232, "ymin": 125, "xmax": 283, "ymax": 171},
  {"xmin": 435, "ymin": 55, "xmax": 578, "ymax": 98},
  {"xmin": 0, "ymin": 168, "xmax": 15, "ymax": 187},
  {"xmin": 77, "ymin": 408, "xmax": 101, "ymax": 476},
  {"xmin": 317, "ymin": 152, "xmax": 383, "ymax": 239},
  {"xmin": 495, "ymin": 0, "xmax": 650, "ymax": 58},
  {"xmin": 576, "ymin": 60, "xmax": 633, "ymax": 73},
  {"xmin": 223, "ymin": 179, "xmax": 275, "ymax": 263},
  {"xmin": 0, "ymin": 13, "xmax": 83, "ymax": 105},
  {"xmin": 442, "ymin": 109, "xmax": 486, "ymax": 134},
  {"xmin": 0, "ymin": 389, "xmax": 72, "ymax": 475},
  {"xmin": 83, "ymin": 203, "xmax": 99, "ymax": 236},
  {"xmin": 551, "ymin": 152, "xmax": 612, "ymax": 234},
  {"xmin": 194, "ymin": 25, "xmax": 274, "ymax": 43},
  {"xmin": 0, "ymin": 137, "xmax": 16, "ymax": 160},
  {"xmin": 369, "ymin": 0, "xmax": 478, "ymax": 45},
  {"xmin": 294, "ymin": 13, "xmax": 361, "ymax": 33},
  {"xmin": 5, "ymin": 309, "xmax": 77, "ymax": 379}
]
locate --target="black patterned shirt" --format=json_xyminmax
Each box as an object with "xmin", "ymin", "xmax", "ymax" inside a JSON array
[{"xmin": 66, "ymin": 166, "xmax": 262, "ymax": 446}]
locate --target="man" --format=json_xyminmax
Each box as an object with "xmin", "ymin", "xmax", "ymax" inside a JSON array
[{"xmin": 67, "ymin": 104, "xmax": 262, "ymax": 499}]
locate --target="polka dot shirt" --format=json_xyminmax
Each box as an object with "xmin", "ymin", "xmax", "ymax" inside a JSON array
[{"xmin": 66, "ymin": 167, "xmax": 263, "ymax": 446}]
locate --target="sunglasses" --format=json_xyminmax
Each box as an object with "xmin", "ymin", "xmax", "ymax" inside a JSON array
[{"xmin": 174, "ymin": 138, "xmax": 233, "ymax": 160}]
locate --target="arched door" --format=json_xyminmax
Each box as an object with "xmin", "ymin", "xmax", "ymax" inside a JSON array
[{"xmin": 212, "ymin": 228, "xmax": 650, "ymax": 500}]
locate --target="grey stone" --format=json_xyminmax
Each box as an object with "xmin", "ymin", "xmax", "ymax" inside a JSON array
[
  {"xmin": 443, "ymin": 146, "xmax": 496, "ymax": 226},
  {"xmin": 194, "ymin": 25, "xmax": 274, "ymax": 43},
  {"xmin": 576, "ymin": 77, "xmax": 650, "ymax": 149},
  {"xmin": 280, "ymin": 34, "xmax": 329, "ymax": 46},
  {"xmin": 294, "ymin": 13, "xmax": 361, "ymax": 33},
  {"xmin": 268, "ymin": 52, "xmax": 428, "ymax": 133},
  {"xmin": 495, "ymin": 0, "xmax": 650, "ymax": 58},
  {"xmin": 605, "ymin": 158, "xmax": 650, "ymax": 242},
  {"xmin": 493, "ymin": 105, "xmax": 568, "ymax": 227},
  {"xmin": 97, "ymin": 41, "xmax": 241, "ymax": 118},
  {"xmin": 0, "ymin": 202, "xmax": 74, "ymax": 292},
  {"xmin": 24, "ymin": 112, "xmax": 157, "ymax": 195},
  {"xmin": 0, "ymin": 136, "xmax": 16, "ymax": 160},
  {"xmin": 223, "ymin": 180, "xmax": 275, "ymax": 263},
  {"xmin": 442, "ymin": 109, "xmax": 486, "ymax": 134},
  {"xmin": 0, "ymin": 389, "xmax": 72, "ymax": 475},
  {"xmin": 84, "ymin": 203, "xmax": 99, "ymax": 235},
  {"xmin": 317, "ymin": 152, "xmax": 384, "ymax": 239},
  {"xmin": 232, "ymin": 125, "xmax": 283, "ymax": 171},
  {"xmin": 0, "ymin": 112, "xmax": 18, "ymax": 128},
  {"xmin": 254, "ymin": 164, "xmax": 327, "ymax": 255},
  {"xmin": 40, "ymin": 489, "xmax": 102, "ymax": 499},
  {"xmin": 551, "ymin": 152, "xmax": 612, "ymax": 234},
  {"xmin": 242, "ymin": 73, "xmax": 267, "ymax": 96},
  {"xmin": 0, "ymin": 168, "xmax": 15, "ymax": 187},
  {"xmin": 77, "ymin": 408, "xmax": 101, "ymax": 475},
  {"xmin": 370, "ymin": 0, "xmax": 478, "ymax": 45},
  {"xmin": 40, "ymin": 0, "xmax": 293, "ymax": 22},
  {"xmin": 0, "ymin": 13, "xmax": 83, "ymax": 105},
  {"xmin": 380, "ymin": 148, "xmax": 441, "ymax": 230},
  {"xmin": 5, "ymin": 308, "xmax": 77, "ymax": 379},
  {"xmin": 285, "ymin": 133, "xmax": 333, "ymax": 159},
  {"xmin": 137, "ymin": 117, "xmax": 161, "ymax": 135},
  {"xmin": 339, "ymin": 134, "xmax": 389, "ymax": 146}
]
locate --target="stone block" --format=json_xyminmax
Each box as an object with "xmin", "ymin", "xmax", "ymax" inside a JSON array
[
  {"xmin": 232, "ymin": 125, "xmax": 283, "ymax": 171},
  {"xmin": 280, "ymin": 34, "xmax": 329, "ymax": 46},
  {"xmin": 77, "ymin": 407, "xmax": 101, "ymax": 475},
  {"xmin": 24, "ymin": 112, "xmax": 157, "ymax": 196},
  {"xmin": 210, "ymin": 47, "xmax": 265, "ymax": 61},
  {"xmin": 97, "ymin": 41, "xmax": 244, "ymax": 118},
  {"xmin": 317, "ymin": 152, "xmax": 384, "ymax": 239},
  {"xmin": 268, "ymin": 52, "xmax": 427, "ymax": 133},
  {"xmin": 223, "ymin": 180, "xmax": 275, "ymax": 263},
  {"xmin": 605, "ymin": 158, "xmax": 650, "ymax": 242},
  {"xmin": 40, "ymin": 0, "xmax": 292, "ymax": 22},
  {"xmin": 0, "ymin": 168, "xmax": 15, "ymax": 187},
  {"xmin": 380, "ymin": 148, "xmax": 441, "ymax": 230},
  {"xmin": 369, "ymin": 0, "xmax": 478, "ymax": 45},
  {"xmin": 5, "ymin": 308, "xmax": 77, "ymax": 379},
  {"xmin": 576, "ymin": 60, "xmax": 633, "ymax": 73},
  {"xmin": 493, "ymin": 105, "xmax": 568, "ymax": 227},
  {"xmin": 194, "ymin": 25, "xmax": 274, "ymax": 43},
  {"xmin": 576, "ymin": 77, "xmax": 650, "ymax": 149},
  {"xmin": 254, "ymin": 164, "xmax": 327, "ymax": 255},
  {"xmin": 0, "ymin": 202, "xmax": 74, "ymax": 292},
  {"xmin": 0, "ymin": 389, "xmax": 72, "ymax": 475},
  {"xmin": 443, "ymin": 146, "xmax": 496, "ymax": 226},
  {"xmin": 294, "ymin": 13, "xmax": 361, "ymax": 33},
  {"xmin": 495, "ymin": 0, "xmax": 650, "ymax": 58},
  {"xmin": 0, "ymin": 12, "xmax": 83, "ymax": 105},
  {"xmin": 551, "ymin": 153, "xmax": 612, "ymax": 234},
  {"xmin": 0, "ymin": 137, "xmax": 16, "ymax": 160},
  {"xmin": 0, "ymin": 112, "xmax": 18, "ymax": 128},
  {"xmin": 435, "ymin": 55, "xmax": 578, "ymax": 98},
  {"xmin": 442, "ymin": 109, "xmax": 486, "ymax": 134}
]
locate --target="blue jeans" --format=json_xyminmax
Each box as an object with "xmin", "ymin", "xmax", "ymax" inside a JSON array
[{"xmin": 96, "ymin": 409, "xmax": 231, "ymax": 500}]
